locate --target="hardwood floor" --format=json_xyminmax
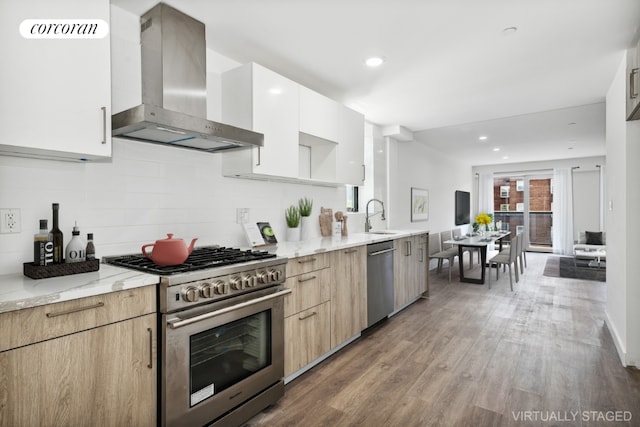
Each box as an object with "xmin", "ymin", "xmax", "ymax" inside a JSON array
[{"xmin": 246, "ymin": 252, "xmax": 640, "ymax": 426}]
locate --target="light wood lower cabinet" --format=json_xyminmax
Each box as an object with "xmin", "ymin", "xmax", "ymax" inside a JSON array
[
  {"xmin": 0, "ymin": 286, "xmax": 157, "ymax": 427},
  {"xmin": 284, "ymin": 254, "xmax": 331, "ymax": 377},
  {"xmin": 394, "ymin": 234, "xmax": 429, "ymax": 310},
  {"xmin": 284, "ymin": 302, "xmax": 331, "ymax": 376},
  {"xmin": 329, "ymin": 246, "xmax": 366, "ymax": 347}
]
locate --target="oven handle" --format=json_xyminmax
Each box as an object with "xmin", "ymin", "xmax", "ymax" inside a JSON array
[{"xmin": 167, "ymin": 288, "xmax": 292, "ymax": 329}]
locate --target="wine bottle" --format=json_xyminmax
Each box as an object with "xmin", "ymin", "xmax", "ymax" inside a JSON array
[{"xmin": 51, "ymin": 203, "xmax": 64, "ymax": 263}]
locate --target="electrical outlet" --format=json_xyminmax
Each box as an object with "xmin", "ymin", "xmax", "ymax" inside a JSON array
[
  {"xmin": 236, "ymin": 208, "xmax": 250, "ymax": 224},
  {"xmin": 0, "ymin": 208, "xmax": 21, "ymax": 233}
]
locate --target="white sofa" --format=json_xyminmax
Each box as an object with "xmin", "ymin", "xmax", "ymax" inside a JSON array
[{"xmin": 573, "ymin": 231, "xmax": 606, "ymax": 260}]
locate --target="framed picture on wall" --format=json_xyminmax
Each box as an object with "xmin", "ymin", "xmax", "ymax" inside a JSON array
[{"xmin": 411, "ymin": 187, "xmax": 429, "ymax": 222}]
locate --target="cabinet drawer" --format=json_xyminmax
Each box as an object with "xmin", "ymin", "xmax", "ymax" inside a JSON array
[
  {"xmin": 284, "ymin": 267, "xmax": 331, "ymax": 317},
  {"xmin": 286, "ymin": 252, "xmax": 329, "ymax": 277},
  {"xmin": 0, "ymin": 285, "xmax": 156, "ymax": 352},
  {"xmin": 284, "ymin": 301, "xmax": 331, "ymax": 376}
]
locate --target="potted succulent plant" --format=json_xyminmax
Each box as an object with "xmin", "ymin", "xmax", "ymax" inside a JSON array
[
  {"xmin": 285, "ymin": 205, "xmax": 301, "ymax": 241},
  {"xmin": 298, "ymin": 197, "xmax": 313, "ymax": 240}
]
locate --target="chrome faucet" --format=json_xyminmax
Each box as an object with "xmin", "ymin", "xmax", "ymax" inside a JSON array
[{"xmin": 365, "ymin": 198, "xmax": 386, "ymax": 232}]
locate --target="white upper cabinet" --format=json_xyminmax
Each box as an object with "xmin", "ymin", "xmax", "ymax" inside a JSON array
[
  {"xmin": 336, "ymin": 105, "xmax": 365, "ymax": 185},
  {"xmin": 0, "ymin": 0, "xmax": 112, "ymax": 161},
  {"xmin": 221, "ymin": 63, "xmax": 299, "ymax": 179},
  {"xmin": 221, "ymin": 62, "xmax": 364, "ymax": 185},
  {"xmin": 299, "ymin": 86, "xmax": 339, "ymax": 142}
]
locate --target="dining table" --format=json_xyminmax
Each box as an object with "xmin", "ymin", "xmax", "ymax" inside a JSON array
[{"xmin": 444, "ymin": 231, "xmax": 511, "ymax": 284}]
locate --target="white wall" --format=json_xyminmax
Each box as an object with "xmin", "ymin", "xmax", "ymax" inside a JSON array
[
  {"xmin": 605, "ymin": 52, "xmax": 640, "ymax": 367},
  {"xmin": 388, "ymin": 138, "xmax": 473, "ymax": 233}
]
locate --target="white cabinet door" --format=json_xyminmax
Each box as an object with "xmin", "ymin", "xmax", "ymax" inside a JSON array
[
  {"xmin": 222, "ymin": 63, "xmax": 299, "ymax": 178},
  {"xmin": 299, "ymin": 86, "xmax": 339, "ymax": 142},
  {"xmin": 0, "ymin": 0, "xmax": 112, "ymax": 161},
  {"xmin": 336, "ymin": 104, "xmax": 365, "ymax": 185}
]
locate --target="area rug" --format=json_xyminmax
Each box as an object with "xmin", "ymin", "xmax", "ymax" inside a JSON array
[{"xmin": 543, "ymin": 256, "xmax": 606, "ymax": 282}]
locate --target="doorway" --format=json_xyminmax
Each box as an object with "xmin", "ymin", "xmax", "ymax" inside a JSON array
[{"xmin": 493, "ymin": 174, "xmax": 553, "ymax": 253}]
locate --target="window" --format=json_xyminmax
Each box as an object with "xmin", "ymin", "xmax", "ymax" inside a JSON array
[{"xmin": 346, "ymin": 185, "xmax": 359, "ymax": 212}]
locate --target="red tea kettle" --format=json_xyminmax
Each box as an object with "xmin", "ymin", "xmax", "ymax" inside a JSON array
[{"xmin": 142, "ymin": 233, "xmax": 198, "ymax": 266}]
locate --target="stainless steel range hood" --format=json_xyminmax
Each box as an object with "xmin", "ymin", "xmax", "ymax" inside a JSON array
[{"xmin": 112, "ymin": 3, "xmax": 263, "ymax": 152}]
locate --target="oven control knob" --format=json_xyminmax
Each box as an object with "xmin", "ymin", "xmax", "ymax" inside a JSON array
[
  {"xmin": 243, "ymin": 274, "xmax": 258, "ymax": 288},
  {"xmin": 213, "ymin": 280, "xmax": 228, "ymax": 295},
  {"xmin": 269, "ymin": 269, "xmax": 282, "ymax": 282},
  {"xmin": 199, "ymin": 282, "xmax": 214, "ymax": 299},
  {"xmin": 257, "ymin": 270, "xmax": 270, "ymax": 284},
  {"xmin": 181, "ymin": 286, "xmax": 199, "ymax": 303},
  {"xmin": 229, "ymin": 276, "xmax": 243, "ymax": 290}
]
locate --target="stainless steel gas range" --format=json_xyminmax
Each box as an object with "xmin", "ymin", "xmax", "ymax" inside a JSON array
[{"xmin": 104, "ymin": 246, "xmax": 289, "ymax": 427}]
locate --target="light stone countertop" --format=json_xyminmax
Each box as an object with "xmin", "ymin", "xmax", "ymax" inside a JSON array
[
  {"xmin": 269, "ymin": 229, "xmax": 429, "ymax": 259},
  {"xmin": 0, "ymin": 230, "xmax": 428, "ymax": 315},
  {"xmin": 0, "ymin": 264, "xmax": 160, "ymax": 315}
]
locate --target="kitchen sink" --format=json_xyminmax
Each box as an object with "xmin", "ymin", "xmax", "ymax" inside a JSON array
[{"xmin": 366, "ymin": 231, "xmax": 397, "ymax": 235}]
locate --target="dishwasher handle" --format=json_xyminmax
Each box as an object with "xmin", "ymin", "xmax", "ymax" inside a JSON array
[{"xmin": 368, "ymin": 247, "xmax": 396, "ymax": 257}]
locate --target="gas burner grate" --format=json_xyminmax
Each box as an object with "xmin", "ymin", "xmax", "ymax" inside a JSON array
[{"xmin": 106, "ymin": 246, "xmax": 277, "ymax": 275}]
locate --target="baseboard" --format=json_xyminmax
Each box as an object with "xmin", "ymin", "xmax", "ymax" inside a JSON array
[{"xmin": 605, "ymin": 310, "xmax": 628, "ymax": 367}]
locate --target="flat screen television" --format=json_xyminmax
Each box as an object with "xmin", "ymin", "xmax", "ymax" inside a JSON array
[{"xmin": 455, "ymin": 190, "xmax": 470, "ymax": 225}]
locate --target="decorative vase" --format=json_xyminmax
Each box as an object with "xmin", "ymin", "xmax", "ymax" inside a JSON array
[
  {"xmin": 286, "ymin": 226, "xmax": 301, "ymax": 242},
  {"xmin": 300, "ymin": 216, "xmax": 313, "ymax": 240}
]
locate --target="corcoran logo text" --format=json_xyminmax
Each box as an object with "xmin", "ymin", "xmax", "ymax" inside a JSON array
[{"xmin": 20, "ymin": 19, "xmax": 109, "ymax": 39}]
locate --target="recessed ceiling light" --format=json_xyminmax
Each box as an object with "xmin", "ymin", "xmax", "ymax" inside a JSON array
[
  {"xmin": 479, "ymin": 136, "xmax": 488, "ymax": 141},
  {"xmin": 268, "ymin": 87, "xmax": 282, "ymax": 95},
  {"xmin": 502, "ymin": 27, "xmax": 518, "ymax": 36},
  {"xmin": 365, "ymin": 56, "xmax": 385, "ymax": 68},
  {"xmin": 492, "ymin": 147, "xmax": 500, "ymax": 152},
  {"xmin": 503, "ymin": 156, "xmax": 510, "ymax": 160}
]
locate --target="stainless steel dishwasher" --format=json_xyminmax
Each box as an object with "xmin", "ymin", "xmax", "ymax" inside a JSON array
[{"xmin": 367, "ymin": 240, "xmax": 395, "ymax": 327}]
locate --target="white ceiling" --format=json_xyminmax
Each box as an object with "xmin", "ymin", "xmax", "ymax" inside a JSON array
[{"xmin": 111, "ymin": 0, "xmax": 640, "ymax": 165}]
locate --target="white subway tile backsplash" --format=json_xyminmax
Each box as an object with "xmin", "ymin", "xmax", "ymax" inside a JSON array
[{"xmin": 0, "ymin": 139, "xmax": 346, "ymax": 275}]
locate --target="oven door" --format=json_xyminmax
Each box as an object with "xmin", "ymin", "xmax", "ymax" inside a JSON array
[{"xmin": 161, "ymin": 286, "xmax": 290, "ymax": 427}]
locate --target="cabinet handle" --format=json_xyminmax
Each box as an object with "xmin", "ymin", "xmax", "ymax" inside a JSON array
[
  {"xmin": 298, "ymin": 257, "xmax": 317, "ymax": 264},
  {"xmin": 299, "ymin": 311, "xmax": 317, "ymax": 321},
  {"xmin": 344, "ymin": 249, "xmax": 357, "ymax": 254},
  {"xmin": 101, "ymin": 106, "xmax": 107, "ymax": 144},
  {"xmin": 369, "ymin": 248, "xmax": 395, "ymax": 256},
  {"xmin": 419, "ymin": 248, "xmax": 424, "ymax": 263},
  {"xmin": 631, "ymin": 68, "xmax": 639, "ymax": 99},
  {"xmin": 298, "ymin": 275, "xmax": 317, "ymax": 283},
  {"xmin": 147, "ymin": 327, "xmax": 153, "ymax": 369},
  {"xmin": 46, "ymin": 301, "xmax": 104, "ymax": 318},
  {"xmin": 256, "ymin": 147, "xmax": 261, "ymax": 166},
  {"xmin": 362, "ymin": 164, "xmax": 366, "ymax": 182},
  {"xmin": 405, "ymin": 241, "xmax": 412, "ymax": 256}
]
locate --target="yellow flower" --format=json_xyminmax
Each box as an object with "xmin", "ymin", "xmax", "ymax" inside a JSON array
[{"xmin": 475, "ymin": 213, "xmax": 492, "ymax": 225}]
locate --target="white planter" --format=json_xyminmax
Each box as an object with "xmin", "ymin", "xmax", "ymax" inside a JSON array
[
  {"xmin": 286, "ymin": 226, "xmax": 301, "ymax": 242},
  {"xmin": 300, "ymin": 216, "xmax": 313, "ymax": 240}
]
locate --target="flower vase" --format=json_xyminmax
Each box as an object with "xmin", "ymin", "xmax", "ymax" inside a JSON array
[{"xmin": 286, "ymin": 226, "xmax": 301, "ymax": 242}]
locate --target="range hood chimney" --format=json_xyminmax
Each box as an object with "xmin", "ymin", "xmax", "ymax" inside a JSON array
[{"xmin": 112, "ymin": 3, "xmax": 263, "ymax": 152}]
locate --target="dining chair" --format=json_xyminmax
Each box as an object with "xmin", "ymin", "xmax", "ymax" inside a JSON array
[
  {"xmin": 452, "ymin": 228, "xmax": 476, "ymax": 267},
  {"xmin": 428, "ymin": 232, "xmax": 457, "ymax": 283},
  {"xmin": 487, "ymin": 233, "xmax": 520, "ymax": 291},
  {"xmin": 518, "ymin": 232, "xmax": 527, "ymax": 270},
  {"xmin": 516, "ymin": 231, "xmax": 525, "ymax": 274}
]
